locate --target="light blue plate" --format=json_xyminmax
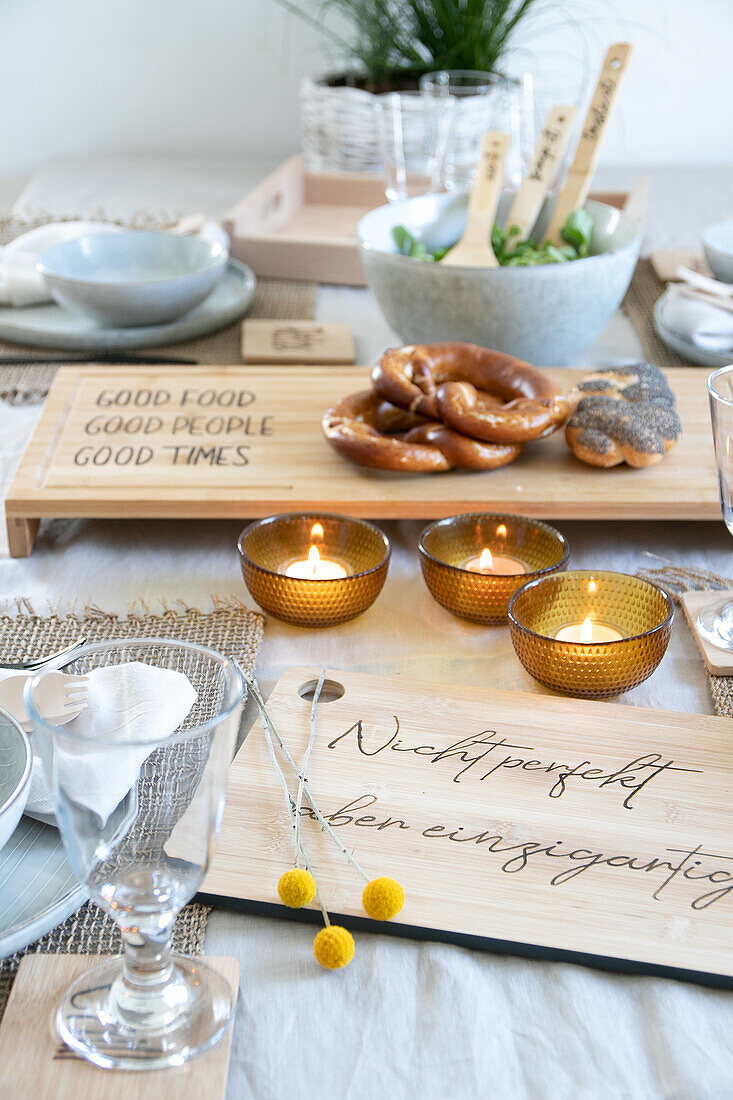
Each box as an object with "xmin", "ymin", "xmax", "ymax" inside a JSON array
[
  {"xmin": 0, "ymin": 258, "xmax": 255, "ymax": 352},
  {"xmin": 0, "ymin": 815, "xmax": 86, "ymax": 958},
  {"xmin": 0, "ymin": 707, "xmax": 31, "ymax": 851},
  {"xmin": 653, "ymin": 290, "xmax": 733, "ymax": 369}
]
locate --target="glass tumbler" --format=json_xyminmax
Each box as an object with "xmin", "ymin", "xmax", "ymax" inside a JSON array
[
  {"xmin": 374, "ymin": 91, "xmax": 455, "ymax": 202},
  {"xmin": 420, "ymin": 70, "xmax": 526, "ymax": 190},
  {"xmin": 698, "ymin": 365, "xmax": 733, "ymax": 649},
  {"xmin": 521, "ymin": 68, "xmax": 589, "ymax": 184},
  {"xmin": 25, "ymin": 638, "xmax": 245, "ymax": 1070}
]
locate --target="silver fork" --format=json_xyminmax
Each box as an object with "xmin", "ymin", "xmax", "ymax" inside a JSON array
[
  {"xmin": 0, "ymin": 672, "xmax": 89, "ymax": 731},
  {"xmin": 0, "ymin": 637, "xmax": 86, "ymax": 673}
]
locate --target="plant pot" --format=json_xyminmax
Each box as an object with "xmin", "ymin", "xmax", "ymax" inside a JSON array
[
  {"xmin": 300, "ymin": 74, "xmax": 384, "ymax": 174},
  {"xmin": 300, "ymin": 72, "xmax": 529, "ymax": 184}
]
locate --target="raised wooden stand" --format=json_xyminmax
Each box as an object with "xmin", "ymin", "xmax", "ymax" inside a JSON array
[
  {"xmin": 201, "ymin": 667, "xmax": 733, "ymax": 988},
  {"xmin": 4, "ymin": 364, "xmax": 718, "ymax": 556}
]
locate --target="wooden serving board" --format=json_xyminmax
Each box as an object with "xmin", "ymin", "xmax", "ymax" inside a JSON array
[
  {"xmin": 201, "ymin": 667, "xmax": 733, "ymax": 988},
  {"xmin": 224, "ymin": 155, "xmax": 642, "ymax": 286},
  {"xmin": 5, "ymin": 364, "xmax": 718, "ymax": 556},
  {"xmin": 0, "ymin": 955, "xmax": 238, "ymax": 1097}
]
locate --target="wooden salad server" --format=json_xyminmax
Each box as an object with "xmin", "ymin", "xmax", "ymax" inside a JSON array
[
  {"xmin": 441, "ymin": 131, "xmax": 510, "ymax": 267},
  {"xmin": 504, "ymin": 104, "xmax": 576, "ymax": 240},
  {"xmin": 544, "ymin": 42, "xmax": 632, "ymax": 247}
]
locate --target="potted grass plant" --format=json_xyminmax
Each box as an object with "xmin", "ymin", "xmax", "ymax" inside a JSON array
[{"xmin": 273, "ymin": 0, "xmax": 548, "ymax": 173}]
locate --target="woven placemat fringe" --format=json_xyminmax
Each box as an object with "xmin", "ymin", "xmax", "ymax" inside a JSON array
[{"xmin": 0, "ymin": 592, "xmax": 258, "ymax": 623}]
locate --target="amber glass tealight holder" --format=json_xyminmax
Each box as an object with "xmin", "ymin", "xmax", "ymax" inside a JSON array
[
  {"xmin": 508, "ymin": 570, "xmax": 674, "ymax": 698},
  {"xmin": 418, "ymin": 513, "xmax": 570, "ymax": 624},
  {"xmin": 238, "ymin": 513, "xmax": 390, "ymax": 627}
]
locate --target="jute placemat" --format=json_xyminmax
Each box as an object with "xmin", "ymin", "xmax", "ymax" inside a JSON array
[
  {"xmin": 0, "ymin": 597, "xmax": 264, "ymax": 1022},
  {"xmin": 635, "ymin": 561, "xmax": 733, "ymax": 719},
  {"xmin": 0, "ymin": 213, "xmax": 316, "ymax": 404},
  {"xmin": 622, "ymin": 259, "xmax": 692, "ymax": 368}
]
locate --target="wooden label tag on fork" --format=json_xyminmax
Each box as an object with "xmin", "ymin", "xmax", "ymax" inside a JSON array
[
  {"xmin": 441, "ymin": 131, "xmax": 510, "ymax": 267},
  {"xmin": 545, "ymin": 43, "xmax": 632, "ymax": 245},
  {"xmin": 504, "ymin": 105, "xmax": 576, "ymax": 240}
]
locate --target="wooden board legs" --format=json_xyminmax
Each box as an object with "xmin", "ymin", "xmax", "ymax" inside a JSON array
[{"xmin": 6, "ymin": 515, "xmax": 39, "ymax": 557}]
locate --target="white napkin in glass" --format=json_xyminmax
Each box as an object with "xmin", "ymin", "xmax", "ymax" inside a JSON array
[
  {"xmin": 27, "ymin": 661, "xmax": 197, "ymax": 824},
  {"xmin": 0, "ymin": 222, "xmax": 124, "ymax": 307},
  {"xmin": 661, "ymin": 288, "xmax": 733, "ymax": 353}
]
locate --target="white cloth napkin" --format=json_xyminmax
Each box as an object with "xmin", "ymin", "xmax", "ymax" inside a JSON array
[
  {"xmin": 0, "ymin": 220, "xmax": 230, "ymax": 308},
  {"xmin": 26, "ymin": 661, "xmax": 197, "ymax": 823},
  {"xmin": 661, "ymin": 287, "xmax": 733, "ymax": 353},
  {"xmin": 0, "ymin": 222, "xmax": 124, "ymax": 307}
]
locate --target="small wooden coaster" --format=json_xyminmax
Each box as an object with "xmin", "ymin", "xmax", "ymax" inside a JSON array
[
  {"xmin": 681, "ymin": 590, "xmax": 733, "ymax": 674},
  {"xmin": 650, "ymin": 247, "xmax": 712, "ymax": 283},
  {"xmin": 242, "ymin": 319, "xmax": 355, "ymax": 363},
  {"xmin": 0, "ymin": 955, "xmax": 239, "ymax": 1098}
]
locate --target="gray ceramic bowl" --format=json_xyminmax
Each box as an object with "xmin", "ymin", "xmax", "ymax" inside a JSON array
[
  {"xmin": 0, "ymin": 706, "xmax": 31, "ymax": 851},
  {"xmin": 38, "ymin": 231, "xmax": 228, "ymax": 327},
  {"xmin": 703, "ymin": 221, "xmax": 733, "ymax": 283},
  {"xmin": 358, "ymin": 192, "xmax": 641, "ymax": 365}
]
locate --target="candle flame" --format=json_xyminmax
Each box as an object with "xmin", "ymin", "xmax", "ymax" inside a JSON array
[
  {"xmin": 307, "ymin": 544, "xmax": 320, "ymax": 575},
  {"xmin": 588, "ymin": 578, "xmax": 597, "ymax": 595},
  {"xmin": 580, "ymin": 616, "xmax": 593, "ymax": 643},
  {"xmin": 479, "ymin": 547, "xmax": 493, "ymax": 570},
  {"xmin": 496, "ymin": 523, "xmax": 507, "ymax": 539},
  {"xmin": 310, "ymin": 522, "xmax": 324, "ymax": 541}
]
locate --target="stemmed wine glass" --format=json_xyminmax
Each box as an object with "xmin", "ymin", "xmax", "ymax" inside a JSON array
[
  {"xmin": 25, "ymin": 638, "xmax": 245, "ymax": 1070},
  {"xmin": 698, "ymin": 364, "xmax": 733, "ymax": 649}
]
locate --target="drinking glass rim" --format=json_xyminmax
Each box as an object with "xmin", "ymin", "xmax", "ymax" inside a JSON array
[
  {"xmin": 708, "ymin": 364, "xmax": 733, "ymax": 406},
  {"xmin": 420, "ymin": 69, "xmax": 518, "ymax": 91},
  {"xmin": 374, "ymin": 91, "xmax": 456, "ymax": 110},
  {"xmin": 23, "ymin": 636, "xmax": 246, "ymax": 747}
]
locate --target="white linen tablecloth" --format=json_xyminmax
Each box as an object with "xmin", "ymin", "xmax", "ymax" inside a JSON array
[{"xmin": 0, "ymin": 162, "xmax": 732, "ymax": 1099}]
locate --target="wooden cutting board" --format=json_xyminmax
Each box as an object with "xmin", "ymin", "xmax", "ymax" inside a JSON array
[
  {"xmin": 201, "ymin": 667, "xmax": 733, "ymax": 988},
  {"xmin": 0, "ymin": 955, "xmax": 239, "ymax": 1097},
  {"xmin": 5, "ymin": 364, "xmax": 718, "ymax": 557}
]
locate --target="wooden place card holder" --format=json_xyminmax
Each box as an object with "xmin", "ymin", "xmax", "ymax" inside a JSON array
[
  {"xmin": 201, "ymin": 667, "xmax": 733, "ymax": 989},
  {"xmin": 681, "ymin": 590, "xmax": 733, "ymax": 675},
  {"xmin": 242, "ymin": 319, "xmax": 355, "ymax": 364},
  {"xmin": 5, "ymin": 364, "xmax": 718, "ymax": 557},
  {"xmin": 0, "ymin": 955, "xmax": 239, "ymax": 1097}
]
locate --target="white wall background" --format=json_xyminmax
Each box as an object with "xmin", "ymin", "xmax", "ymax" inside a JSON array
[{"xmin": 1, "ymin": 0, "xmax": 732, "ymax": 177}]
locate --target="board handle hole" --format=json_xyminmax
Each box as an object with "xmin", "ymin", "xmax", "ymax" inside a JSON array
[{"xmin": 298, "ymin": 678, "xmax": 345, "ymax": 703}]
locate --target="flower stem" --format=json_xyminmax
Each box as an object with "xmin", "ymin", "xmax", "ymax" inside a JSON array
[
  {"xmin": 294, "ymin": 668, "xmax": 325, "ymax": 865},
  {"xmin": 246, "ymin": 675, "xmax": 370, "ymax": 882}
]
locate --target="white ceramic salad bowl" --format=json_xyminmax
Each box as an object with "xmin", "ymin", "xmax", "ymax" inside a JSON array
[{"xmin": 357, "ymin": 192, "xmax": 641, "ymax": 365}]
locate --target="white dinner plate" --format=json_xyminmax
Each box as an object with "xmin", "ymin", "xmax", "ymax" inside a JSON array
[
  {"xmin": 0, "ymin": 259, "xmax": 256, "ymax": 352},
  {"xmin": 653, "ymin": 290, "xmax": 733, "ymax": 369}
]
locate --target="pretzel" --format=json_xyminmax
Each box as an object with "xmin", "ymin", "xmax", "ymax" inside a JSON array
[
  {"xmin": 372, "ymin": 342, "xmax": 571, "ymax": 443},
  {"xmin": 322, "ymin": 391, "xmax": 521, "ymax": 473},
  {"xmin": 566, "ymin": 363, "xmax": 682, "ymax": 468}
]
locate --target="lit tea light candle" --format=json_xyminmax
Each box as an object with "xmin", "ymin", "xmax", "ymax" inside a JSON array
[
  {"xmin": 555, "ymin": 616, "xmax": 624, "ymax": 643},
  {"xmin": 464, "ymin": 546, "xmax": 527, "ymax": 576},
  {"xmin": 282, "ymin": 544, "xmax": 349, "ymax": 580},
  {"xmin": 281, "ymin": 523, "xmax": 350, "ymax": 580}
]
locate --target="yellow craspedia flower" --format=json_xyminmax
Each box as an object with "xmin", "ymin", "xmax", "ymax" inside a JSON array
[
  {"xmin": 362, "ymin": 877, "xmax": 405, "ymax": 921},
  {"xmin": 277, "ymin": 868, "xmax": 316, "ymax": 908},
  {"xmin": 313, "ymin": 925, "xmax": 355, "ymax": 970}
]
